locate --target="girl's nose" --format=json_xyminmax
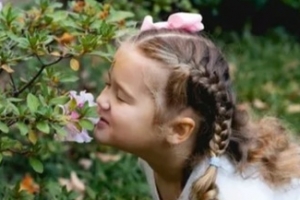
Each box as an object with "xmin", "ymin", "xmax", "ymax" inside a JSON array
[{"xmin": 96, "ymin": 91, "xmax": 110, "ymax": 111}]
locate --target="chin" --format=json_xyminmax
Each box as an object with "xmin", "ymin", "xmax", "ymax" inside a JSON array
[{"xmin": 93, "ymin": 128, "xmax": 112, "ymax": 145}]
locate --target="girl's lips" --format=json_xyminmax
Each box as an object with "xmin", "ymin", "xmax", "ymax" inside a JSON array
[
  {"xmin": 100, "ymin": 117, "xmax": 109, "ymax": 124},
  {"xmin": 97, "ymin": 117, "xmax": 109, "ymax": 129}
]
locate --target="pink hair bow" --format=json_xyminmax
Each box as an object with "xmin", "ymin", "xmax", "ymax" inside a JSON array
[{"xmin": 140, "ymin": 12, "xmax": 204, "ymax": 32}]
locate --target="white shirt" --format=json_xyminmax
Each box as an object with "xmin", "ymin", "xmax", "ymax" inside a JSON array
[{"xmin": 139, "ymin": 156, "xmax": 300, "ymax": 200}]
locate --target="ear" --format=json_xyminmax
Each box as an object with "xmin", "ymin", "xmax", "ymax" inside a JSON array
[{"xmin": 166, "ymin": 117, "xmax": 196, "ymax": 145}]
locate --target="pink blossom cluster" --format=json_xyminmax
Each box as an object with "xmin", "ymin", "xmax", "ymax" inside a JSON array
[{"xmin": 57, "ymin": 91, "xmax": 99, "ymax": 143}]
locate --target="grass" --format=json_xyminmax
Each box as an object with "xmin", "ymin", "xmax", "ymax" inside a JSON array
[{"xmin": 220, "ymin": 31, "xmax": 300, "ymax": 134}]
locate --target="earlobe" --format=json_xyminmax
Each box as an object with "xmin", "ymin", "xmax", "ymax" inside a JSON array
[{"xmin": 166, "ymin": 117, "xmax": 196, "ymax": 145}]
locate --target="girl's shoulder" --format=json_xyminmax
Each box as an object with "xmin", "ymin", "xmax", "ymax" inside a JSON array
[
  {"xmin": 194, "ymin": 156, "xmax": 300, "ymax": 200},
  {"xmin": 273, "ymin": 178, "xmax": 300, "ymax": 200},
  {"xmin": 138, "ymin": 157, "xmax": 300, "ymax": 200},
  {"xmin": 192, "ymin": 157, "xmax": 273, "ymax": 200}
]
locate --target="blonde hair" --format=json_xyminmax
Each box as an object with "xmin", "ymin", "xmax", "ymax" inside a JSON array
[{"xmin": 125, "ymin": 29, "xmax": 300, "ymax": 200}]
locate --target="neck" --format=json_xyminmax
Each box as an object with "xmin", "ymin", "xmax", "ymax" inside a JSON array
[
  {"xmin": 141, "ymin": 140, "xmax": 194, "ymax": 185},
  {"xmin": 141, "ymin": 142, "xmax": 195, "ymax": 200}
]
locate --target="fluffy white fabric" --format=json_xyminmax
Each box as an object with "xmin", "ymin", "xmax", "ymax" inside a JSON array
[{"xmin": 139, "ymin": 156, "xmax": 300, "ymax": 200}]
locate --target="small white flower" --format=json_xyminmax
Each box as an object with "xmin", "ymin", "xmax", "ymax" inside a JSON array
[
  {"xmin": 69, "ymin": 90, "xmax": 97, "ymax": 107},
  {"xmin": 63, "ymin": 123, "xmax": 93, "ymax": 143},
  {"xmin": 0, "ymin": 2, "xmax": 2, "ymax": 11},
  {"xmin": 56, "ymin": 90, "xmax": 99, "ymax": 143}
]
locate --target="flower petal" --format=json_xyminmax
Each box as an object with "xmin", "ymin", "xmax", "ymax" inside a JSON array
[
  {"xmin": 80, "ymin": 91, "xmax": 96, "ymax": 107},
  {"xmin": 88, "ymin": 117, "xmax": 99, "ymax": 125},
  {"xmin": 70, "ymin": 111, "xmax": 80, "ymax": 120},
  {"xmin": 64, "ymin": 123, "xmax": 93, "ymax": 143}
]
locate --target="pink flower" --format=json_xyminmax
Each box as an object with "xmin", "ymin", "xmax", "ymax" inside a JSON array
[
  {"xmin": 62, "ymin": 123, "xmax": 93, "ymax": 143},
  {"xmin": 140, "ymin": 12, "xmax": 204, "ymax": 32},
  {"xmin": 69, "ymin": 90, "xmax": 97, "ymax": 107},
  {"xmin": 56, "ymin": 91, "xmax": 99, "ymax": 143}
]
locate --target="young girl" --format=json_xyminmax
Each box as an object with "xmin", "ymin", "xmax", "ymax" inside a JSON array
[{"xmin": 94, "ymin": 13, "xmax": 300, "ymax": 200}]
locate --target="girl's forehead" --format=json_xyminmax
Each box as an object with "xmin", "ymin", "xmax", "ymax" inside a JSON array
[{"xmin": 113, "ymin": 43, "xmax": 170, "ymax": 96}]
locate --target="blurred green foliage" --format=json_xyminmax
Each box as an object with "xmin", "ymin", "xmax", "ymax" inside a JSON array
[{"xmin": 218, "ymin": 31, "xmax": 300, "ymax": 134}]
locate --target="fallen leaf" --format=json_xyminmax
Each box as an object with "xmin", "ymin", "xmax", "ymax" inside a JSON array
[
  {"xmin": 59, "ymin": 171, "xmax": 85, "ymax": 200},
  {"xmin": 1, "ymin": 64, "xmax": 14, "ymax": 73},
  {"xmin": 19, "ymin": 174, "xmax": 39, "ymax": 194},
  {"xmin": 237, "ymin": 102, "xmax": 251, "ymax": 111},
  {"xmin": 286, "ymin": 104, "xmax": 300, "ymax": 113},
  {"xmin": 96, "ymin": 152, "xmax": 121, "ymax": 163},
  {"xmin": 253, "ymin": 99, "xmax": 267, "ymax": 110},
  {"xmin": 59, "ymin": 171, "xmax": 85, "ymax": 192},
  {"xmin": 79, "ymin": 158, "xmax": 92, "ymax": 170},
  {"xmin": 70, "ymin": 171, "xmax": 85, "ymax": 192},
  {"xmin": 50, "ymin": 51, "xmax": 61, "ymax": 57}
]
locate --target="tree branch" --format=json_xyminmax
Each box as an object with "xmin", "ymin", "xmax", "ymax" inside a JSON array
[{"xmin": 14, "ymin": 56, "xmax": 64, "ymax": 97}]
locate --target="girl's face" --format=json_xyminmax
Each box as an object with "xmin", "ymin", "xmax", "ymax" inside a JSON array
[{"xmin": 94, "ymin": 44, "xmax": 168, "ymax": 156}]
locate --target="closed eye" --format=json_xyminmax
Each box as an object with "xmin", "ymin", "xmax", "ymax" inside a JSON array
[{"xmin": 116, "ymin": 92, "xmax": 126, "ymax": 102}]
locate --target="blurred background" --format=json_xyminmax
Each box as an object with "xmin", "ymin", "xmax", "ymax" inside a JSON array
[{"xmin": 0, "ymin": 0, "xmax": 299, "ymax": 199}]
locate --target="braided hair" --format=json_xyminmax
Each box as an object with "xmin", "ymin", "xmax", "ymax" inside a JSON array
[
  {"xmin": 122, "ymin": 25, "xmax": 300, "ymax": 199},
  {"xmin": 129, "ymin": 29, "xmax": 235, "ymax": 200}
]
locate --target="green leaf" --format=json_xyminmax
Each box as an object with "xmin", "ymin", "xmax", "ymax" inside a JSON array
[
  {"xmin": 38, "ymin": 95, "xmax": 47, "ymax": 106},
  {"xmin": 29, "ymin": 157, "xmax": 44, "ymax": 173},
  {"xmin": 16, "ymin": 122, "xmax": 29, "ymax": 135},
  {"xmin": 59, "ymin": 75, "xmax": 79, "ymax": 83},
  {"xmin": 49, "ymin": 96, "xmax": 70, "ymax": 105},
  {"xmin": 0, "ymin": 121, "xmax": 9, "ymax": 133},
  {"xmin": 7, "ymin": 98, "xmax": 23, "ymax": 102},
  {"xmin": 84, "ymin": 106, "xmax": 98, "ymax": 118},
  {"xmin": 52, "ymin": 124, "xmax": 67, "ymax": 136},
  {"xmin": 106, "ymin": 11, "xmax": 134, "ymax": 23},
  {"xmin": 36, "ymin": 121, "xmax": 50, "ymax": 134},
  {"xmin": 7, "ymin": 33, "xmax": 29, "ymax": 49},
  {"xmin": 0, "ymin": 154, "xmax": 2, "ymax": 164},
  {"xmin": 8, "ymin": 102, "xmax": 20, "ymax": 115},
  {"xmin": 69, "ymin": 98, "xmax": 77, "ymax": 111},
  {"xmin": 88, "ymin": 51, "xmax": 112, "ymax": 62},
  {"xmin": 0, "ymin": 137, "xmax": 22, "ymax": 150},
  {"xmin": 27, "ymin": 93, "xmax": 40, "ymax": 113},
  {"xmin": 79, "ymin": 119, "xmax": 94, "ymax": 131}
]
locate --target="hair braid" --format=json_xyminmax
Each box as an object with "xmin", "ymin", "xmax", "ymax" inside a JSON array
[
  {"xmin": 130, "ymin": 29, "xmax": 235, "ymax": 199},
  {"xmin": 189, "ymin": 44, "xmax": 234, "ymax": 200}
]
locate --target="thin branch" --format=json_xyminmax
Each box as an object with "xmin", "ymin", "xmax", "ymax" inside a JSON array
[
  {"xmin": 1, "ymin": 148, "xmax": 32, "ymax": 156},
  {"xmin": 9, "ymin": 74, "xmax": 17, "ymax": 95},
  {"xmin": 7, "ymin": 119, "xmax": 16, "ymax": 127},
  {"xmin": 14, "ymin": 56, "xmax": 64, "ymax": 97},
  {"xmin": 36, "ymin": 54, "xmax": 44, "ymax": 65}
]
